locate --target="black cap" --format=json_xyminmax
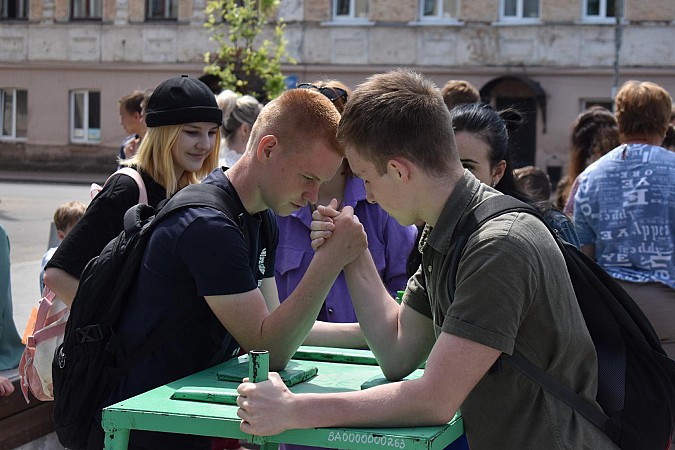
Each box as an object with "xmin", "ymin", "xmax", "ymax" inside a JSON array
[{"xmin": 145, "ymin": 75, "xmax": 223, "ymax": 128}]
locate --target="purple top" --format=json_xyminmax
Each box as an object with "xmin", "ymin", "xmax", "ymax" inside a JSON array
[{"xmin": 275, "ymin": 174, "xmax": 417, "ymax": 323}]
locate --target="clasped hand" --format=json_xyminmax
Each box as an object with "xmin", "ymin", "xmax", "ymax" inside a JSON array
[
  {"xmin": 309, "ymin": 199, "xmax": 368, "ymax": 267},
  {"xmin": 237, "ymin": 373, "xmax": 296, "ymax": 436}
]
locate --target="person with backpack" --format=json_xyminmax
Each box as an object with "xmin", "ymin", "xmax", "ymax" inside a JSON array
[
  {"xmin": 236, "ymin": 69, "xmax": 619, "ymax": 449},
  {"xmin": 79, "ymin": 87, "xmax": 357, "ymax": 449},
  {"xmin": 43, "ymin": 75, "xmax": 222, "ymax": 308},
  {"xmin": 449, "ymin": 102, "xmax": 581, "ymax": 248},
  {"xmin": 572, "ymin": 80, "xmax": 675, "ymax": 359}
]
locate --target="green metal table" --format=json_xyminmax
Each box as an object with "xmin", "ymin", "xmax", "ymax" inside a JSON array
[{"xmin": 102, "ymin": 346, "xmax": 463, "ymax": 450}]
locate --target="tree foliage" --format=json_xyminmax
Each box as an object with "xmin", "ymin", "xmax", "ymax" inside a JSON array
[{"xmin": 203, "ymin": 0, "xmax": 295, "ymax": 102}]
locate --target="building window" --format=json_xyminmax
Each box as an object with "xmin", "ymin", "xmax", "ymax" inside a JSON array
[
  {"xmin": 1, "ymin": 89, "xmax": 27, "ymax": 140},
  {"xmin": 419, "ymin": 0, "xmax": 458, "ymax": 21},
  {"xmin": 1, "ymin": 0, "xmax": 28, "ymax": 19},
  {"xmin": 71, "ymin": 0, "xmax": 101, "ymax": 19},
  {"xmin": 70, "ymin": 90, "xmax": 100, "ymax": 143},
  {"xmin": 583, "ymin": 0, "xmax": 615, "ymax": 21},
  {"xmin": 581, "ymin": 99, "xmax": 613, "ymax": 112},
  {"xmin": 147, "ymin": 0, "xmax": 177, "ymax": 20},
  {"xmin": 332, "ymin": 0, "xmax": 369, "ymax": 21},
  {"xmin": 501, "ymin": 0, "xmax": 539, "ymax": 21}
]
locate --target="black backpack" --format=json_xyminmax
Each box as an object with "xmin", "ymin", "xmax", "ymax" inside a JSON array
[
  {"xmin": 52, "ymin": 182, "xmax": 272, "ymax": 449},
  {"xmin": 447, "ymin": 194, "xmax": 675, "ymax": 450}
]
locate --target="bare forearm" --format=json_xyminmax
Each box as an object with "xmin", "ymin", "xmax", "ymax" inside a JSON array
[
  {"xmin": 43, "ymin": 267, "xmax": 79, "ymax": 307},
  {"xmin": 294, "ymin": 377, "xmax": 455, "ymax": 430},
  {"xmin": 304, "ymin": 321, "xmax": 368, "ymax": 349},
  {"xmin": 238, "ymin": 333, "xmax": 496, "ymax": 437},
  {"xmin": 259, "ymin": 253, "xmax": 344, "ymax": 368},
  {"xmin": 343, "ymin": 252, "xmax": 409, "ymax": 369}
]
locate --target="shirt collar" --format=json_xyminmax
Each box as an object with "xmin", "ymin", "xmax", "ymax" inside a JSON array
[{"xmin": 422, "ymin": 170, "xmax": 492, "ymax": 255}]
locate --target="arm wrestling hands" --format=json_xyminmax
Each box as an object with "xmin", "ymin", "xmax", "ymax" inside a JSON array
[{"xmin": 236, "ymin": 199, "xmax": 367, "ymax": 435}]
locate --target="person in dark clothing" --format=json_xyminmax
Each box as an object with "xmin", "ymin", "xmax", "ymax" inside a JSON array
[{"xmin": 44, "ymin": 75, "xmax": 222, "ymax": 307}]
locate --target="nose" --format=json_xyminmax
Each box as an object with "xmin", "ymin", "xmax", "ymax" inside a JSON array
[
  {"xmin": 197, "ymin": 131, "xmax": 214, "ymax": 150},
  {"xmin": 303, "ymin": 183, "xmax": 321, "ymax": 205}
]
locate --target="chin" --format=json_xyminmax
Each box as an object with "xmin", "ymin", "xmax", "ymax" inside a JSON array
[
  {"xmin": 272, "ymin": 204, "xmax": 293, "ymax": 217},
  {"xmin": 393, "ymin": 214, "xmax": 415, "ymax": 227}
]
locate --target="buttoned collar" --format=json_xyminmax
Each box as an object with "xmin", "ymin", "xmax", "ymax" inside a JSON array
[{"xmin": 421, "ymin": 170, "xmax": 492, "ymax": 255}]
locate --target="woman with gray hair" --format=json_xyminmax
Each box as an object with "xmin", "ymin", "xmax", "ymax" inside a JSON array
[{"xmin": 216, "ymin": 89, "xmax": 263, "ymax": 168}]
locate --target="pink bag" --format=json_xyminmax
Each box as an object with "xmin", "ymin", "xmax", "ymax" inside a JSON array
[
  {"xmin": 90, "ymin": 167, "xmax": 148, "ymax": 203},
  {"xmin": 19, "ymin": 168, "xmax": 147, "ymax": 402},
  {"xmin": 18, "ymin": 287, "xmax": 69, "ymax": 401}
]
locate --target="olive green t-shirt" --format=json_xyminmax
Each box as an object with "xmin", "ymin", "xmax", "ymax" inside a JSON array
[{"xmin": 404, "ymin": 171, "xmax": 617, "ymax": 450}]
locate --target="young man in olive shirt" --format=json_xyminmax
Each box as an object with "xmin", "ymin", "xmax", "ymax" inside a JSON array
[{"xmin": 237, "ymin": 69, "xmax": 618, "ymax": 450}]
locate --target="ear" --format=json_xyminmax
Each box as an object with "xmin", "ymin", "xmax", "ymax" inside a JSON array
[
  {"xmin": 57, "ymin": 230, "xmax": 66, "ymax": 240},
  {"xmin": 255, "ymin": 135, "xmax": 278, "ymax": 162},
  {"xmin": 388, "ymin": 158, "xmax": 412, "ymax": 182},
  {"xmin": 491, "ymin": 160, "xmax": 507, "ymax": 185}
]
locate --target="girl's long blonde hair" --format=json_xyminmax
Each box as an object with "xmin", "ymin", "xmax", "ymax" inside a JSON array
[{"xmin": 122, "ymin": 124, "xmax": 221, "ymax": 198}]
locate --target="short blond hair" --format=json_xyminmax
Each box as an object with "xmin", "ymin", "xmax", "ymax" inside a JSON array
[
  {"xmin": 248, "ymin": 88, "xmax": 342, "ymax": 157},
  {"xmin": 53, "ymin": 201, "xmax": 86, "ymax": 232}
]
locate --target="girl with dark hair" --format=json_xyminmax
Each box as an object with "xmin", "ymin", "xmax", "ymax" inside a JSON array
[
  {"xmin": 555, "ymin": 106, "xmax": 619, "ymax": 212},
  {"xmin": 450, "ymin": 102, "xmax": 580, "ymax": 247}
]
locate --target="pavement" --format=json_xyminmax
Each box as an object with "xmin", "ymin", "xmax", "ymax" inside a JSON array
[
  {"xmin": 0, "ymin": 169, "xmax": 110, "ymax": 185},
  {"xmin": 1, "ymin": 170, "xmax": 103, "ymax": 332}
]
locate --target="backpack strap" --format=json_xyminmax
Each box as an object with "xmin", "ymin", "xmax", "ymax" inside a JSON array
[
  {"xmin": 446, "ymin": 194, "xmax": 611, "ymax": 431},
  {"xmin": 115, "ymin": 167, "xmax": 148, "ymax": 205},
  {"xmin": 505, "ymin": 352, "xmax": 611, "ymax": 429},
  {"xmin": 154, "ymin": 182, "xmax": 237, "ymax": 225},
  {"xmin": 91, "ymin": 167, "xmax": 148, "ymax": 205},
  {"xmin": 113, "ymin": 182, "xmax": 266, "ymax": 380},
  {"xmin": 447, "ymin": 194, "xmax": 540, "ymax": 298}
]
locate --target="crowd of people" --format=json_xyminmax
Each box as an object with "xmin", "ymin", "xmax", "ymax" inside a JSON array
[{"xmin": 0, "ymin": 70, "xmax": 673, "ymax": 450}]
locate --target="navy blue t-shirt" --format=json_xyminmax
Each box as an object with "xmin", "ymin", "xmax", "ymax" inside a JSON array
[{"xmin": 101, "ymin": 168, "xmax": 277, "ymax": 449}]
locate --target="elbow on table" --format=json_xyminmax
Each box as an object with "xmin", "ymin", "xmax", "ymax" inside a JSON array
[
  {"xmin": 430, "ymin": 406, "xmax": 459, "ymax": 426},
  {"xmin": 268, "ymin": 355, "xmax": 291, "ymax": 372},
  {"xmin": 380, "ymin": 364, "xmax": 416, "ymax": 382}
]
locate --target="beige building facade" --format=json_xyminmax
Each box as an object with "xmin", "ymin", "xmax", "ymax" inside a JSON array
[{"xmin": 1, "ymin": 0, "xmax": 674, "ymax": 177}]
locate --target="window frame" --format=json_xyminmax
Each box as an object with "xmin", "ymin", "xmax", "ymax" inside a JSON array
[
  {"xmin": 146, "ymin": 0, "xmax": 178, "ymax": 21},
  {"xmin": 1, "ymin": 0, "xmax": 28, "ymax": 20},
  {"xmin": 69, "ymin": 90, "xmax": 101, "ymax": 144},
  {"xmin": 499, "ymin": 0, "xmax": 540, "ymax": 23},
  {"xmin": 582, "ymin": 0, "xmax": 616, "ymax": 23},
  {"xmin": 70, "ymin": 0, "xmax": 102, "ymax": 20},
  {"xmin": 417, "ymin": 0, "xmax": 460, "ymax": 24},
  {"xmin": 0, "ymin": 88, "xmax": 27, "ymax": 140},
  {"xmin": 580, "ymin": 98, "xmax": 614, "ymax": 114},
  {"xmin": 330, "ymin": 0, "xmax": 370, "ymax": 24}
]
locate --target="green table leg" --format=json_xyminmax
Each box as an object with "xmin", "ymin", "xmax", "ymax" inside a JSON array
[{"xmin": 103, "ymin": 427, "xmax": 130, "ymax": 450}]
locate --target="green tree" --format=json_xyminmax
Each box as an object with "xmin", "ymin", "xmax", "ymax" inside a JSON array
[{"xmin": 204, "ymin": 0, "xmax": 295, "ymax": 102}]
